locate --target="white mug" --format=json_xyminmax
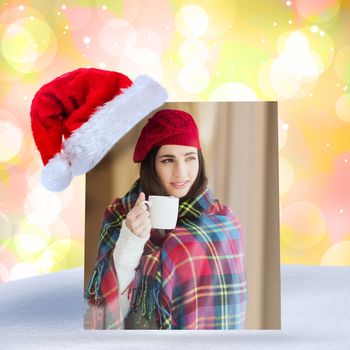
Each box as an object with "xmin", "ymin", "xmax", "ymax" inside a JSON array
[{"xmin": 142, "ymin": 195, "xmax": 179, "ymax": 229}]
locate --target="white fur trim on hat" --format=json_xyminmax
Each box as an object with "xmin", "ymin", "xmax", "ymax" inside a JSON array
[
  {"xmin": 63, "ymin": 75, "xmax": 168, "ymax": 176},
  {"xmin": 41, "ymin": 152, "xmax": 73, "ymax": 192}
]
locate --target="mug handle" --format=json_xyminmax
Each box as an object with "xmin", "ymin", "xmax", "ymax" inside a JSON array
[{"xmin": 140, "ymin": 200, "xmax": 151, "ymax": 209}]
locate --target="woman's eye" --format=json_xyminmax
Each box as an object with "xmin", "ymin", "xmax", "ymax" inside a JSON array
[
  {"xmin": 161, "ymin": 159, "xmax": 173, "ymax": 163},
  {"xmin": 186, "ymin": 157, "xmax": 197, "ymax": 162}
]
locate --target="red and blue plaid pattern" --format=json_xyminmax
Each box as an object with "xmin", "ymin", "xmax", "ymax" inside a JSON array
[{"xmin": 85, "ymin": 180, "xmax": 247, "ymax": 330}]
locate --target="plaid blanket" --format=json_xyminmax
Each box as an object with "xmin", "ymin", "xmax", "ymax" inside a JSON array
[{"xmin": 84, "ymin": 180, "xmax": 247, "ymax": 330}]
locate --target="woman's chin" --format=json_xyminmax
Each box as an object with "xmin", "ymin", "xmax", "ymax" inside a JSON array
[{"xmin": 167, "ymin": 187, "xmax": 190, "ymax": 198}]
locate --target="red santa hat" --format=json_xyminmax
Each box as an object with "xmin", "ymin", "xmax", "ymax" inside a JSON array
[{"xmin": 30, "ymin": 68, "xmax": 168, "ymax": 192}]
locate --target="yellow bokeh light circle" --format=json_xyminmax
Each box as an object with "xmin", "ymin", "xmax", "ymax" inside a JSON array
[
  {"xmin": 56, "ymin": 182, "xmax": 75, "ymax": 211},
  {"xmin": 1, "ymin": 17, "xmax": 57, "ymax": 73},
  {"xmin": 99, "ymin": 19, "xmax": 137, "ymax": 57},
  {"xmin": 321, "ymin": 240, "xmax": 350, "ymax": 266},
  {"xmin": 26, "ymin": 164, "xmax": 74, "ymax": 210},
  {"xmin": 276, "ymin": 28, "xmax": 334, "ymax": 72},
  {"xmin": 281, "ymin": 201, "xmax": 327, "ymax": 250},
  {"xmin": 49, "ymin": 218, "xmax": 71, "ymax": 240},
  {"xmin": 198, "ymin": 0, "xmax": 236, "ymax": 38},
  {"xmin": 0, "ymin": 121, "xmax": 23, "ymax": 162},
  {"xmin": 261, "ymin": 26, "xmax": 334, "ymax": 99},
  {"xmin": 267, "ymin": 58, "xmax": 320, "ymax": 99},
  {"xmin": 2, "ymin": 23, "xmax": 36, "ymax": 64},
  {"xmin": 279, "ymin": 157, "xmax": 295, "ymax": 194},
  {"xmin": 271, "ymin": 31, "xmax": 324, "ymax": 98},
  {"xmin": 26, "ymin": 165, "xmax": 43, "ymax": 192},
  {"xmin": 36, "ymin": 239, "xmax": 84, "ymax": 274},
  {"xmin": 0, "ymin": 211, "xmax": 12, "ymax": 252},
  {"xmin": 23, "ymin": 187, "xmax": 62, "ymax": 226},
  {"xmin": 175, "ymin": 4, "xmax": 209, "ymax": 38},
  {"xmin": 209, "ymin": 82, "xmax": 258, "ymax": 101},
  {"xmin": 134, "ymin": 27, "xmax": 163, "ymax": 54},
  {"xmin": 335, "ymin": 93, "xmax": 350, "ymax": 123},
  {"xmin": 282, "ymin": 50, "xmax": 323, "ymax": 81},
  {"xmin": 334, "ymin": 45, "xmax": 350, "ymax": 83},
  {"xmin": 0, "ymin": 6, "xmax": 57, "ymax": 80},
  {"xmin": 14, "ymin": 219, "xmax": 51, "ymax": 261},
  {"xmin": 179, "ymin": 38, "xmax": 209, "ymax": 64},
  {"xmin": 178, "ymin": 63, "xmax": 210, "ymax": 94},
  {"xmin": 117, "ymin": 48, "xmax": 163, "ymax": 81},
  {"xmin": 258, "ymin": 59, "xmax": 277, "ymax": 99},
  {"xmin": 280, "ymin": 31, "xmax": 324, "ymax": 79},
  {"xmin": 295, "ymin": 0, "xmax": 340, "ymax": 24},
  {"xmin": 278, "ymin": 117, "xmax": 289, "ymax": 151},
  {"xmin": 270, "ymin": 57, "xmax": 301, "ymax": 98}
]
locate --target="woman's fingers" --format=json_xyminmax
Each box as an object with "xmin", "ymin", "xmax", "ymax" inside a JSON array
[
  {"xmin": 126, "ymin": 210, "xmax": 149, "ymax": 229},
  {"xmin": 127, "ymin": 192, "xmax": 146, "ymax": 217},
  {"xmin": 126, "ymin": 202, "xmax": 148, "ymax": 222},
  {"xmin": 125, "ymin": 192, "xmax": 151, "ymax": 237},
  {"xmin": 132, "ymin": 220, "xmax": 152, "ymax": 238},
  {"xmin": 129, "ymin": 192, "xmax": 148, "ymax": 217},
  {"xmin": 137, "ymin": 209, "xmax": 150, "ymax": 221},
  {"xmin": 134, "ymin": 192, "xmax": 145, "ymax": 206},
  {"xmin": 127, "ymin": 216, "xmax": 151, "ymax": 237},
  {"xmin": 130, "ymin": 203, "xmax": 148, "ymax": 218}
]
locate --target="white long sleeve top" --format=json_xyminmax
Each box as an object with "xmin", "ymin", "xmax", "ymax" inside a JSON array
[{"xmin": 112, "ymin": 220, "xmax": 149, "ymax": 328}]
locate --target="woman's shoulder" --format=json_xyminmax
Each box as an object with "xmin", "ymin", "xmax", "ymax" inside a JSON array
[
  {"xmin": 206, "ymin": 198, "xmax": 236, "ymax": 218},
  {"xmin": 205, "ymin": 198, "xmax": 242, "ymax": 230},
  {"xmin": 107, "ymin": 196, "xmax": 124, "ymax": 210},
  {"xmin": 101, "ymin": 197, "xmax": 126, "ymax": 222}
]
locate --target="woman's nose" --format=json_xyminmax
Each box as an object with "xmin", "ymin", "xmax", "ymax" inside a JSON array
[{"xmin": 174, "ymin": 161, "xmax": 186, "ymax": 177}]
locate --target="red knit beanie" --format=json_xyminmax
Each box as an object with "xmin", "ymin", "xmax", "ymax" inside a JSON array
[{"xmin": 133, "ymin": 109, "xmax": 201, "ymax": 162}]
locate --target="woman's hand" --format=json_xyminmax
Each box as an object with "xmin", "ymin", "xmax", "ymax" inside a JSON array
[{"xmin": 125, "ymin": 192, "xmax": 151, "ymax": 239}]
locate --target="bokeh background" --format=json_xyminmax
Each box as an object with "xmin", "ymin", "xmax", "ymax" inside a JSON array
[{"xmin": 1, "ymin": 0, "xmax": 350, "ymax": 283}]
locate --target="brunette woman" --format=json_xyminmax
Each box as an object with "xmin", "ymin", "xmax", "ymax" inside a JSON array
[{"xmin": 85, "ymin": 109, "xmax": 247, "ymax": 330}]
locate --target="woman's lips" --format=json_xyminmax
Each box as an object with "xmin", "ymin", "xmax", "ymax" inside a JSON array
[{"xmin": 171, "ymin": 181, "xmax": 189, "ymax": 189}]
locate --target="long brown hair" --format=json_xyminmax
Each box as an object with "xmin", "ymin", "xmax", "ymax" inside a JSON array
[{"xmin": 139, "ymin": 146, "xmax": 208, "ymax": 203}]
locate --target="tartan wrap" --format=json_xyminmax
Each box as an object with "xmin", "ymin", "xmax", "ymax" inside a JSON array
[{"xmin": 84, "ymin": 180, "xmax": 247, "ymax": 330}]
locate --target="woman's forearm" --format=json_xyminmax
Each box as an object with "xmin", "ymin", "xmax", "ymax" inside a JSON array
[{"xmin": 113, "ymin": 220, "xmax": 149, "ymax": 322}]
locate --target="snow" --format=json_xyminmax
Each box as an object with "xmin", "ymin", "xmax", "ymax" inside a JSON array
[{"xmin": 0, "ymin": 265, "xmax": 349, "ymax": 349}]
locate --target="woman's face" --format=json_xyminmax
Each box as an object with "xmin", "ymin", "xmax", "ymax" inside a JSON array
[{"xmin": 155, "ymin": 145, "xmax": 199, "ymax": 198}]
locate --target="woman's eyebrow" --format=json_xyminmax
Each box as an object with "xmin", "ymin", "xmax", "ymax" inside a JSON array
[
  {"xmin": 157, "ymin": 152, "xmax": 197, "ymax": 159},
  {"xmin": 158, "ymin": 154, "xmax": 175, "ymax": 159}
]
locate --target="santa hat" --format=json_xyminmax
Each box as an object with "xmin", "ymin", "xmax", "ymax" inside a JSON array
[{"xmin": 30, "ymin": 68, "xmax": 168, "ymax": 192}]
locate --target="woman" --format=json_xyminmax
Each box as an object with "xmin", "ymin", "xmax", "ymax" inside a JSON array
[{"xmin": 85, "ymin": 109, "xmax": 247, "ymax": 330}]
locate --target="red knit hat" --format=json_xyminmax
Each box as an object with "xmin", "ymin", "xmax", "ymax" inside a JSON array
[
  {"xmin": 133, "ymin": 109, "xmax": 201, "ymax": 162},
  {"xmin": 30, "ymin": 68, "xmax": 168, "ymax": 191}
]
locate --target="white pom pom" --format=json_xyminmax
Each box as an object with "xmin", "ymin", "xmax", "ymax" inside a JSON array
[{"xmin": 41, "ymin": 153, "xmax": 73, "ymax": 192}]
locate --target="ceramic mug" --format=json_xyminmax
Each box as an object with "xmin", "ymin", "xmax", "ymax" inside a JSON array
[{"xmin": 141, "ymin": 195, "xmax": 179, "ymax": 229}]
